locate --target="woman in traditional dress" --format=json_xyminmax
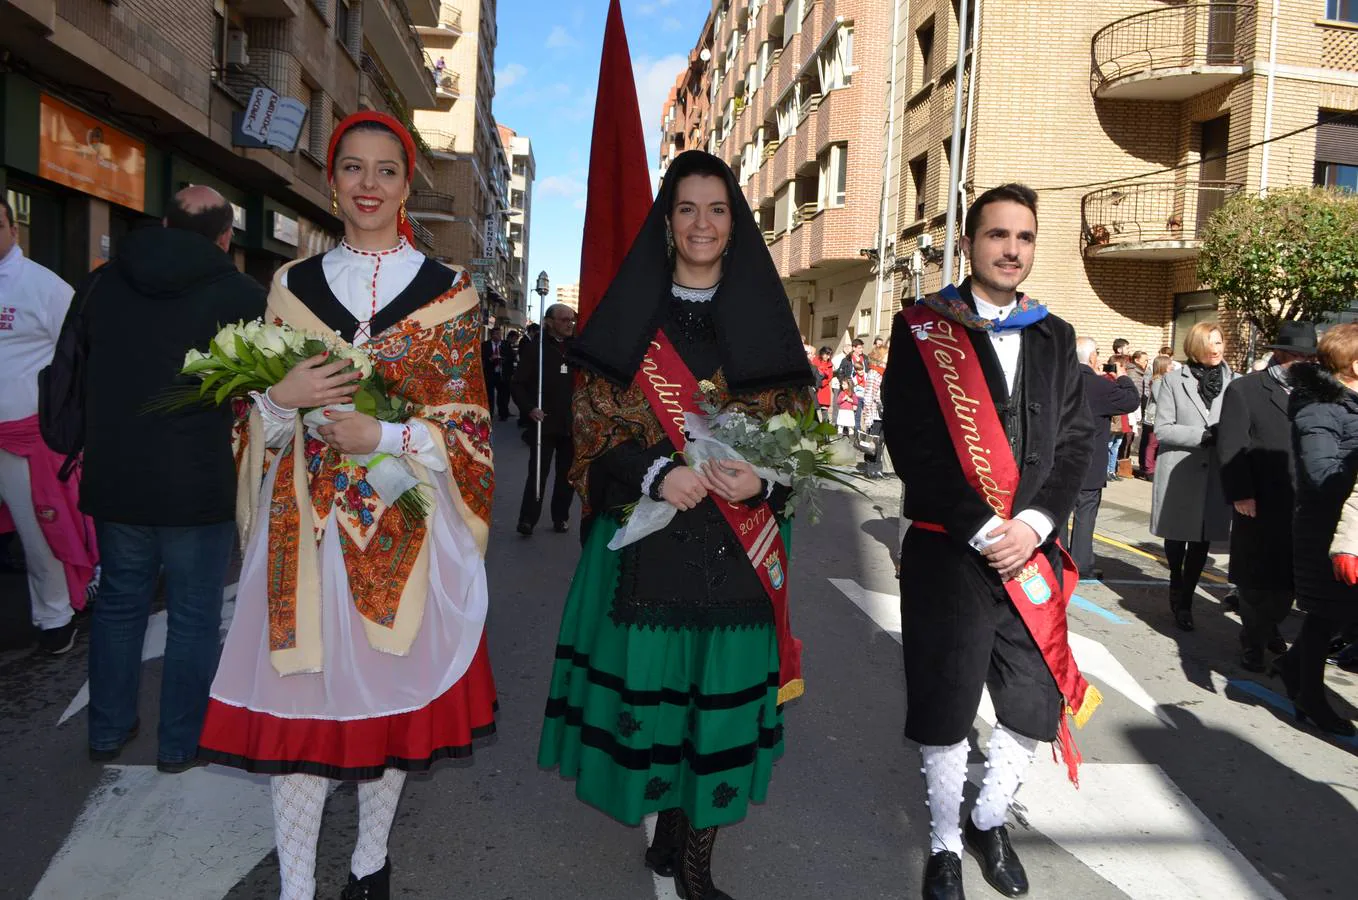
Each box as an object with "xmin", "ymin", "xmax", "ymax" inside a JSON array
[
  {"xmin": 198, "ymin": 112, "xmax": 497, "ymax": 900},
  {"xmin": 537, "ymin": 151, "xmax": 815, "ymax": 900}
]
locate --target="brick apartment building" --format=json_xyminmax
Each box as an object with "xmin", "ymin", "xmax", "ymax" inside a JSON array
[
  {"xmin": 888, "ymin": 0, "xmax": 1358, "ymax": 358},
  {"xmin": 664, "ymin": 1, "xmax": 1358, "ymax": 356},
  {"xmin": 662, "ymin": 0, "xmax": 890, "ymax": 352},
  {"xmin": 498, "ymin": 124, "xmax": 535, "ymax": 324},
  {"xmin": 0, "ymin": 0, "xmax": 453, "ymax": 286},
  {"xmin": 412, "ymin": 0, "xmax": 524, "ymax": 326}
]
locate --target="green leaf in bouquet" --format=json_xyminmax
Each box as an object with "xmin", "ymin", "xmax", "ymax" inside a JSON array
[
  {"xmin": 215, "ymin": 372, "xmax": 253, "ymax": 405},
  {"xmin": 198, "ymin": 368, "xmax": 233, "ymax": 398},
  {"xmin": 815, "ymin": 421, "xmax": 838, "ymax": 438},
  {"xmin": 233, "ymin": 333, "xmax": 260, "ymax": 368},
  {"xmin": 793, "ymin": 448, "xmax": 816, "ymax": 475},
  {"xmin": 261, "ymin": 353, "xmax": 289, "ymax": 384},
  {"xmin": 302, "ymin": 338, "xmax": 330, "ymax": 358},
  {"xmin": 353, "ymin": 387, "xmax": 379, "ymax": 417},
  {"xmin": 182, "ymin": 355, "xmax": 221, "ymax": 375}
]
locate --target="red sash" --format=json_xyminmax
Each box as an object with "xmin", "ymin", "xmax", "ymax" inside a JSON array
[
  {"xmin": 901, "ymin": 305, "xmax": 1101, "ymax": 785},
  {"xmin": 634, "ymin": 332, "xmax": 804, "ymax": 704}
]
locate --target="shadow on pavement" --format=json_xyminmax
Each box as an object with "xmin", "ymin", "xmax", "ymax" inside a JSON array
[{"xmin": 1125, "ymin": 705, "xmax": 1358, "ymax": 897}]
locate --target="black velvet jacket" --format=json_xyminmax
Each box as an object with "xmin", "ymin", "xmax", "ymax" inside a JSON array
[{"xmin": 882, "ymin": 286, "xmax": 1094, "ymax": 547}]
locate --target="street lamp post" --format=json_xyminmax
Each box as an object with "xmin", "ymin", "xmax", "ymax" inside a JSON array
[{"xmin": 533, "ymin": 270, "xmax": 550, "ymax": 501}]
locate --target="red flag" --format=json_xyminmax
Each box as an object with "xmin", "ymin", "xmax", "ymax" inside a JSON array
[{"xmin": 577, "ymin": 0, "xmax": 653, "ymax": 330}]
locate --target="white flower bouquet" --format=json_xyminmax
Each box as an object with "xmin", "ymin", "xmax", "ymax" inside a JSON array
[
  {"xmin": 608, "ymin": 381, "xmax": 863, "ymax": 550},
  {"xmin": 153, "ymin": 319, "xmax": 429, "ymax": 524}
]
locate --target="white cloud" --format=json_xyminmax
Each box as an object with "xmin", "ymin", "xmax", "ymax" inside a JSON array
[
  {"xmin": 546, "ymin": 26, "xmax": 578, "ymax": 49},
  {"xmin": 497, "ymin": 63, "xmax": 528, "ymax": 89},
  {"xmin": 638, "ymin": 0, "xmax": 678, "ymax": 15},
  {"xmin": 632, "ymin": 53, "xmax": 689, "ymax": 166},
  {"xmin": 662, "ymin": 16, "xmax": 684, "ymax": 32},
  {"xmin": 538, "ymin": 175, "xmax": 586, "ymax": 198}
]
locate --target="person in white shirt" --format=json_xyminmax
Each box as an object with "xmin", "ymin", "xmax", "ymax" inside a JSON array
[
  {"xmin": 0, "ymin": 198, "xmax": 80, "ymax": 654},
  {"xmin": 882, "ymin": 184, "xmax": 1095, "ymax": 900}
]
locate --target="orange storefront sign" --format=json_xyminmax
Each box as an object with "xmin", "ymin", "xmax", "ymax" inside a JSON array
[{"xmin": 38, "ymin": 95, "xmax": 146, "ymax": 212}]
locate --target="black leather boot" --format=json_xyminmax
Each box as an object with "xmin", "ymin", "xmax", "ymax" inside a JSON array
[
  {"xmin": 644, "ymin": 808, "xmax": 686, "ymax": 878},
  {"xmin": 964, "ymin": 819, "xmax": 1029, "ymax": 897},
  {"xmin": 339, "ymin": 858, "xmax": 390, "ymax": 900},
  {"xmin": 922, "ymin": 850, "xmax": 965, "ymax": 899},
  {"xmin": 674, "ymin": 825, "xmax": 734, "ymax": 900}
]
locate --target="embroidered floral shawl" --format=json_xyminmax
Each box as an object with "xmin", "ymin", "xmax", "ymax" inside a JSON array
[{"xmin": 235, "ymin": 263, "xmax": 494, "ymax": 676}]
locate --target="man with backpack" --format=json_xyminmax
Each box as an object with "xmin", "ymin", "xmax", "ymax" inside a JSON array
[
  {"xmin": 0, "ymin": 197, "xmax": 93, "ymax": 655},
  {"xmin": 72, "ymin": 185, "xmax": 265, "ymax": 771}
]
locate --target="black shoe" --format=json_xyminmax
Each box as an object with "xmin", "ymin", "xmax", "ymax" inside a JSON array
[
  {"xmin": 644, "ymin": 844, "xmax": 678, "ymax": 878},
  {"xmin": 1333, "ymin": 642, "xmax": 1358, "ymax": 673},
  {"xmin": 553, "ymin": 521, "xmax": 570, "ymax": 534},
  {"xmin": 1222, "ymin": 591, "xmax": 1240, "ymax": 612},
  {"xmin": 1239, "ymin": 645, "xmax": 1266, "ymax": 673},
  {"xmin": 922, "ymin": 850, "xmax": 965, "ymax": 900},
  {"xmin": 1268, "ymin": 630, "xmax": 1288, "ymax": 655},
  {"xmin": 1294, "ymin": 696, "xmax": 1357, "ymax": 737},
  {"xmin": 1268, "ymin": 651, "xmax": 1300, "ymax": 701},
  {"xmin": 1169, "ymin": 591, "xmax": 1194, "ymax": 631},
  {"xmin": 89, "ymin": 717, "xmax": 141, "ymax": 763},
  {"xmin": 964, "ymin": 819, "xmax": 1028, "ymax": 897},
  {"xmin": 39, "ymin": 620, "xmax": 78, "ymax": 655},
  {"xmin": 156, "ymin": 758, "xmax": 206, "ymax": 774},
  {"xmin": 341, "ymin": 858, "xmax": 390, "ymax": 900},
  {"xmin": 516, "ymin": 522, "xmax": 533, "ymax": 537}
]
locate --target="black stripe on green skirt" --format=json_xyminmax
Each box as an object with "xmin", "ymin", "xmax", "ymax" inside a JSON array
[{"xmin": 552, "ymin": 645, "xmax": 779, "ymax": 710}]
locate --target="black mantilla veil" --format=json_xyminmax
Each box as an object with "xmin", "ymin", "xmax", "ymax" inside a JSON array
[{"xmin": 569, "ymin": 150, "xmax": 814, "ymax": 393}]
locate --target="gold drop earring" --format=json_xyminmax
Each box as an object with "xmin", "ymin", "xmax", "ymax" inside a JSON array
[
  {"xmin": 399, "ymin": 199, "xmax": 408, "ymax": 227},
  {"xmin": 665, "ymin": 221, "xmax": 675, "ymax": 259},
  {"xmin": 330, "ymin": 188, "xmax": 339, "ymax": 215}
]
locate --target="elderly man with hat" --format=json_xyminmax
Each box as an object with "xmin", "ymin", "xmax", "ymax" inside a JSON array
[{"xmin": 1217, "ymin": 321, "xmax": 1319, "ymax": 671}]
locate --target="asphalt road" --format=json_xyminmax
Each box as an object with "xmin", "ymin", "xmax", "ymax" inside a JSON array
[{"xmin": 1, "ymin": 422, "xmax": 1355, "ymax": 899}]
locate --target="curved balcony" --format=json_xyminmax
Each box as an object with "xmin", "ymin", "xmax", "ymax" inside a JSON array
[
  {"xmin": 415, "ymin": 5, "xmax": 463, "ymax": 38},
  {"xmin": 1092, "ymin": 3, "xmax": 1251, "ymax": 101},
  {"xmin": 1082, "ymin": 180, "xmax": 1243, "ymax": 260},
  {"xmin": 434, "ymin": 70, "xmax": 460, "ymax": 103},
  {"xmin": 407, "ymin": 190, "xmax": 457, "ymax": 218}
]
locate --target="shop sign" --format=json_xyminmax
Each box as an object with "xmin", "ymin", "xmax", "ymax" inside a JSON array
[
  {"xmin": 270, "ymin": 211, "xmax": 299, "ymax": 246},
  {"xmin": 39, "ymin": 95, "xmax": 146, "ymax": 211},
  {"xmin": 471, "ymin": 272, "xmax": 487, "ymax": 293},
  {"xmin": 230, "ymin": 203, "xmax": 247, "ymax": 232},
  {"xmin": 238, "ymin": 88, "xmax": 308, "ymax": 152},
  {"xmin": 483, "ymin": 216, "xmax": 498, "ymax": 256},
  {"xmin": 469, "ymin": 257, "xmax": 495, "ymax": 267}
]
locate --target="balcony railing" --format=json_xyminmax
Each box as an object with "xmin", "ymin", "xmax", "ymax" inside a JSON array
[
  {"xmin": 1092, "ymin": 3, "xmax": 1251, "ymax": 100},
  {"xmin": 409, "ymin": 217, "xmax": 437, "ymax": 251},
  {"xmin": 408, "ymin": 190, "xmax": 456, "ymax": 214},
  {"xmin": 434, "ymin": 70, "xmax": 461, "ymax": 97},
  {"xmin": 211, "ymin": 65, "xmax": 272, "ymax": 107},
  {"xmin": 1082, "ymin": 180, "xmax": 1244, "ymax": 260},
  {"xmin": 421, "ymin": 129, "xmax": 458, "ymax": 153},
  {"xmin": 439, "ymin": 6, "xmax": 463, "ymax": 32}
]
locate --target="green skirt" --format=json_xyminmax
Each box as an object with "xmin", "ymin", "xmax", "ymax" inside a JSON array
[{"xmin": 537, "ymin": 516, "xmax": 786, "ymax": 829}]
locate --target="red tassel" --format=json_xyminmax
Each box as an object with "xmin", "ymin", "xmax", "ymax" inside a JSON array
[{"xmin": 1055, "ymin": 715, "xmax": 1083, "ymax": 787}]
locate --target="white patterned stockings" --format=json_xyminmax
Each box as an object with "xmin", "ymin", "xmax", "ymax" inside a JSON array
[
  {"xmin": 920, "ymin": 724, "xmax": 1039, "ymax": 854},
  {"xmin": 271, "ymin": 768, "xmax": 407, "ymax": 899}
]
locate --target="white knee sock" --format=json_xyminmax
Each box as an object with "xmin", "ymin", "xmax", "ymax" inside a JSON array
[
  {"xmin": 920, "ymin": 740, "xmax": 969, "ymax": 855},
  {"xmin": 352, "ymin": 768, "xmax": 406, "ymax": 878},
  {"xmin": 971, "ymin": 724, "xmax": 1038, "ymax": 831},
  {"xmin": 271, "ymin": 773, "xmax": 328, "ymax": 900}
]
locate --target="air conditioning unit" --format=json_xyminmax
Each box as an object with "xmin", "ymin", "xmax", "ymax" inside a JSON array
[{"xmin": 226, "ymin": 29, "xmax": 249, "ymax": 67}]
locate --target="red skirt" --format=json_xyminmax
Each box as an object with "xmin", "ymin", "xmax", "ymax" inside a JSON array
[{"xmin": 199, "ymin": 637, "xmax": 497, "ymax": 781}]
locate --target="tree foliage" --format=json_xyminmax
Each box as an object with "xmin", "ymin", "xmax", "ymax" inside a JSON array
[{"xmin": 1198, "ymin": 187, "xmax": 1358, "ymax": 341}]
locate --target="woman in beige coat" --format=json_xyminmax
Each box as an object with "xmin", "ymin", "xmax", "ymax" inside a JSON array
[{"xmin": 1150, "ymin": 323, "xmax": 1236, "ymax": 630}]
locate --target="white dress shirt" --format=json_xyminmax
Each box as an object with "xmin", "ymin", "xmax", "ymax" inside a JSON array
[{"xmin": 967, "ymin": 292, "xmax": 1054, "ymax": 552}]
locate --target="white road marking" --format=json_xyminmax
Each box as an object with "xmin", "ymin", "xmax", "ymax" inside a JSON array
[
  {"xmin": 58, "ymin": 585, "xmax": 238, "ymax": 727},
  {"xmin": 30, "ymin": 764, "xmax": 274, "ymax": 900},
  {"xmin": 829, "ymin": 577, "xmax": 1281, "ymax": 900}
]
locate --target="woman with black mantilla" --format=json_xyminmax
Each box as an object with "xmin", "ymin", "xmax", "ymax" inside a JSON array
[{"xmin": 537, "ymin": 151, "xmax": 815, "ymax": 899}]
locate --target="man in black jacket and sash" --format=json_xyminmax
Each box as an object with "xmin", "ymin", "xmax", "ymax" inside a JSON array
[{"xmin": 884, "ymin": 184, "xmax": 1095, "ymax": 900}]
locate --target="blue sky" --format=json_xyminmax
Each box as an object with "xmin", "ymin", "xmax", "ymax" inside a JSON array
[{"xmin": 492, "ymin": 0, "xmax": 709, "ymax": 312}]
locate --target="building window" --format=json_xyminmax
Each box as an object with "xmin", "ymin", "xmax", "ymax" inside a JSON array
[
  {"xmin": 857, "ymin": 307, "xmax": 870, "ymax": 336},
  {"xmin": 511, "ymin": 189, "xmax": 525, "ymax": 210},
  {"xmin": 786, "ymin": 0, "xmax": 804, "ymax": 39},
  {"xmin": 306, "ymin": 89, "xmax": 327, "ymax": 161},
  {"xmin": 1317, "ymin": 161, "xmax": 1358, "ymax": 191},
  {"xmin": 819, "ymin": 143, "xmax": 847, "ymax": 208},
  {"xmin": 773, "ymin": 183, "xmax": 793, "ymax": 233},
  {"xmin": 817, "ymin": 24, "xmax": 854, "ymax": 91},
  {"xmin": 951, "ymin": 0, "xmax": 975, "ymax": 51},
  {"xmin": 1328, "ymin": 0, "xmax": 1358, "ymax": 22},
  {"xmin": 909, "ymin": 154, "xmax": 928, "ymax": 221},
  {"xmin": 213, "ymin": 1, "xmax": 227, "ymax": 70},
  {"xmin": 916, "ymin": 19, "xmax": 935, "ymax": 85},
  {"xmin": 819, "ymin": 315, "xmax": 839, "ymax": 339}
]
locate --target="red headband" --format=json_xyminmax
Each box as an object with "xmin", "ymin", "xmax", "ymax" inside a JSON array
[{"xmin": 327, "ymin": 111, "xmax": 417, "ymax": 245}]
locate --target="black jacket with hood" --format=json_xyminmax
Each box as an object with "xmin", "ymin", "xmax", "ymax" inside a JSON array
[{"xmin": 78, "ymin": 227, "xmax": 267, "ymax": 525}]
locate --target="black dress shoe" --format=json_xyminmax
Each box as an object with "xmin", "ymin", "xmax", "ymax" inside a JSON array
[
  {"xmin": 553, "ymin": 521, "xmax": 570, "ymax": 533},
  {"xmin": 1239, "ymin": 645, "xmax": 1266, "ymax": 673},
  {"xmin": 516, "ymin": 522, "xmax": 533, "ymax": 537},
  {"xmin": 1268, "ymin": 631, "xmax": 1288, "ymax": 655},
  {"xmin": 643, "ymin": 844, "xmax": 678, "ymax": 878},
  {"xmin": 340, "ymin": 858, "xmax": 390, "ymax": 900},
  {"xmin": 1294, "ymin": 696, "xmax": 1357, "ymax": 737},
  {"xmin": 964, "ymin": 819, "xmax": 1028, "ymax": 897},
  {"xmin": 922, "ymin": 850, "xmax": 965, "ymax": 900}
]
